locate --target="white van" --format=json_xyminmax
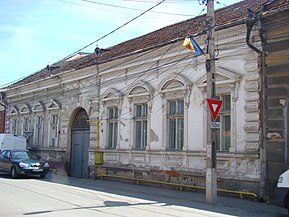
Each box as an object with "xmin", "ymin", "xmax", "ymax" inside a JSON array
[
  {"xmin": 276, "ymin": 169, "xmax": 289, "ymax": 214},
  {"xmin": 0, "ymin": 134, "xmax": 27, "ymax": 151}
]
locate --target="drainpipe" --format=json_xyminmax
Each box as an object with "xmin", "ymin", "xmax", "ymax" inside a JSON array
[
  {"xmin": 246, "ymin": 9, "xmax": 262, "ymax": 54},
  {"xmin": 257, "ymin": 13, "xmax": 268, "ymax": 202},
  {"xmin": 246, "ymin": 9, "xmax": 266, "ymax": 201}
]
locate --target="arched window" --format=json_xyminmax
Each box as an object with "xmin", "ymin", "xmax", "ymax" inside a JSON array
[
  {"xmin": 101, "ymin": 88, "xmax": 123, "ymax": 149},
  {"xmin": 158, "ymin": 75, "xmax": 189, "ymax": 151},
  {"xmin": 9, "ymin": 107, "xmax": 19, "ymax": 135},
  {"xmin": 47, "ymin": 100, "xmax": 61, "ymax": 147},
  {"xmin": 32, "ymin": 102, "xmax": 45, "ymax": 147},
  {"xmin": 128, "ymin": 85, "xmax": 150, "ymax": 150}
]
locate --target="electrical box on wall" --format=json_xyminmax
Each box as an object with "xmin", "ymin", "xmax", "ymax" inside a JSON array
[{"xmin": 95, "ymin": 151, "xmax": 103, "ymax": 165}]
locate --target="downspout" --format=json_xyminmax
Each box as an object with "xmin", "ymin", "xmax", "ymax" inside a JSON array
[
  {"xmin": 246, "ymin": 9, "xmax": 262, "ymax": 54},
  {"xmin": 246, "ymin": 9, "xmax": 266, "ymax": 201},
  {"xmin": 257, "ymin": 14, "xmax": 267, "ymax": 202}
]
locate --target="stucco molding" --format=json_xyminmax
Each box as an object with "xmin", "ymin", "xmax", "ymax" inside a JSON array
[
  {"xmin": 9, "ymin": 106, "xmax": 19, "ymax": 116},
  {"xmin": 47, "ymin": 99, "xmax": 62, "ymax": 111},
  {"xmin": 19, "ymin": 103, "xmax": 31, "ymax": 114},
  {"xmin": 32, "ymin": 101, "xmax": 45, "ymax": 113}
]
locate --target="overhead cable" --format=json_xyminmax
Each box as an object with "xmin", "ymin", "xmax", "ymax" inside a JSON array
[
  {"xmin": 82, "ymin": 0, "xmax": 193, "ymax": 16},
  {"xmin": 54, "ymin": 0, "xmax": 166, "ymax": 64}
]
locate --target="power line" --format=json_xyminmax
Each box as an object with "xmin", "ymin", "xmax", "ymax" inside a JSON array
[
  {"xmin": 147, "ymin": 56, "xmax": 196, "ymax": 117},
  {"xmin": 101, "ymin": 55, "xmax": 198, "ymax": 121},
  {"xmin": 101, "ymin": 46, "xmax": 191, "ymax": 98},
  {"xmin": 3, "ymin": 1, "xmax": 165, "ymax": 88},
  {"xmin": 82, "ymin": 0, "xmax": 193, "ymax": 17},
  {"xmin": 122, "ymin": 0, "xmax": 200, "ymax": 2},
  {"xmin": 54, "ymin": 0, "xmax": 166, "ymax": 64},
  {"xmin": 104, "ymin": 42, "xmax": 177, "ymax": 96},
  {"xmin": 9, "ymin": 43, "xmax": 186, "ymax": 102},
  {"xmin": 56, "ymin": 0, "xmax": 200, "ymax": 22}
]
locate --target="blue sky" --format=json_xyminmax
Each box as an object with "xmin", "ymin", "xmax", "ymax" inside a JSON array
[{"xmin": 0, "ymin": 0, "xmax": 240, "ymax": 87}]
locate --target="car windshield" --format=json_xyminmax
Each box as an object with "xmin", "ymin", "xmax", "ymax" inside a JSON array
[{"xmin": 12, "ymin": 151, "xmax": 37, "ymax": 160}]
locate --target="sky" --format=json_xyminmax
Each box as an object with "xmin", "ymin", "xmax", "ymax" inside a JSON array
[{"xmin": 0, "ymin": 0, "xmax": 241, "ymax": 87}]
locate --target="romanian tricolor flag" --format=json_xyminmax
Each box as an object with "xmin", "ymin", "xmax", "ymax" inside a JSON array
[{"xmin": 183, "ymin": 36, "xmax": 204, "ymax": 56}]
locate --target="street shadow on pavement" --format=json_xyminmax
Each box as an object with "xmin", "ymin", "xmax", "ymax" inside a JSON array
[
  {"xmin": 27, "ymin": 173, "xmax": 289, "ymax": 217},
  {"xmin": 23, "ymin": 200, "xmax": 158, "ymax": 216}
]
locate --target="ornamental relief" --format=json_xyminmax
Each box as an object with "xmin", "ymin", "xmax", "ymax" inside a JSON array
[
  {"xmin": 131, "ymin": 95, "xmax": 150, "ymax": 104},
  {"xmin": 245, "ymin": 143, "xmax": 259, "ymax": 152},
  {"xmin": 64, "ymin": 82, "xmax": 79, "ymax": 91},
  {"xmin": 216, "ymin": 85, "xmax": 234, "ymax": 95},
  {"xmin": 20, "ymin": 104, "xmax": 31, "ymax": 114},
  {"xmin": 71, "ymin": 109, "xmax": 89, "ymax": 130},
  {"xmin": 164, "ymin": 90, "xmax": 185, "ymax": 100},
  {"xmin": 79, "ymin": 77, "xmax": 96, "ymax": 89},
  {"xmin": 191, "ymin": 90, "xmax": 203, "ymax": 106}
]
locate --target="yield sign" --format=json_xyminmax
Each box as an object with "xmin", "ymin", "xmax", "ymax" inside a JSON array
[{"xmin": 207, "ymin": 98, "xmax": 223, "ymax": 121}]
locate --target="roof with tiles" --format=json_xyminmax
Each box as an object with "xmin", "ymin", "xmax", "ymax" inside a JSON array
[{"xmin": 6, "ymin": 0, "xmax": 289, "ymax": 89}]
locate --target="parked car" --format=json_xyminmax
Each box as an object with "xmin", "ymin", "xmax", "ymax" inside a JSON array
[
  {"xmin": 275, "ymin": 169, "xmax": 289, "ymax": 214},
  {"xmin": 0, "ymin": 149, "xmax": 49, "ymax": 178}
]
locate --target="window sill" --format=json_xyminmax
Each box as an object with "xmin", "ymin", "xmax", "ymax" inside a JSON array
[
  {"xmin": 166, "ymin": 149, "xmax": 183, "ymax": 152},
  {"xmin": 132, "ymin": 148, "xmax": 146, "ymax": 151}
]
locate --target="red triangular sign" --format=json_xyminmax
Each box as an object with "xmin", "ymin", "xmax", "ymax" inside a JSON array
[{"xmin": 207, "ymin": 98, "xmax": 223, "ymax": 121}]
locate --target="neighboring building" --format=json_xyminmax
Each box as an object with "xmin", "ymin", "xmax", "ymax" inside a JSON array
[
  {"xmin": 0, "ymin": 0, "xmax": 288, "ymax": 202},
  {"xmin": 260, "ymin": 5, "xmax": 289, "ymax": 201}
]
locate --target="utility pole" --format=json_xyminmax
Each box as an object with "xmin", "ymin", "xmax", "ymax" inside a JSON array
[{"xmin": 206, "ymin": 0, "xmax": 217, "ymax": 204}]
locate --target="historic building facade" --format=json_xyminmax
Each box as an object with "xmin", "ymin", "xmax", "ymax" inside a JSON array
[{"xmin": 0, "ymin": 0, "xmax": 288, "ymax": 202}]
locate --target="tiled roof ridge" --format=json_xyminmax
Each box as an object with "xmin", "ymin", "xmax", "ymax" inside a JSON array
[{"xmin": 6, "ymin": 0, "xmax": 289, "ymax": 89}]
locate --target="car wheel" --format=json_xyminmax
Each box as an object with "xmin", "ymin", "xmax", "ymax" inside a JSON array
[
  {"xmin": 40, "ymin": 174, "xmax": 46, "ymax": 178},
  {"xmin": 11, "ymin": 167, "xmax": 18, "ymax": 179}
]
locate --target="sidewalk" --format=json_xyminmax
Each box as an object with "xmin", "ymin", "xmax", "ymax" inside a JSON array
[{"xmin": 45, "ymin": 174, "xmax": 288, "ymax": 216}]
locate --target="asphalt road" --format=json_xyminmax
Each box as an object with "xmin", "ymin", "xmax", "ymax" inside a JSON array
[{"xmin": 0, "ymin": 173, "xmax": 287, "ymax": 217}]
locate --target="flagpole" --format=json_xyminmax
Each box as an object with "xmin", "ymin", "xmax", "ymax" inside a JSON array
[{"xmin": 206, "ymin": 0, "xmax": 217, "ymax": 204}]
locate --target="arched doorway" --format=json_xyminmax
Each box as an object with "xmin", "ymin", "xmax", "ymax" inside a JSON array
[{"xmin": 71, "ymin": 108, "xmax": 90, "ymax": 178}]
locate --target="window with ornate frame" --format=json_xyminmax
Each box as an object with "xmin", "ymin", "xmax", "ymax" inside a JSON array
[
  {"xmin": 20, "ymin": 104, "xmax": 31, "ymax": 137},
  {"xmin": 215, "ymin": 94, "xmax": 231, "ymax": 152},
  {"xmin": 49, "ymin": 114, "xmax": 58, "ymax": 147},
  {"xmin": 34, "ymin": 115, "xmax": 43, "ymax": 146},
  {"xmin": 196, "ymin": 66, "xmax": 240, "ymax": 153},
  {"xmin": 21, "ymin": 116, "xmax": 30, "ymax": 136},
  {"xmin": 107, "ymin": 106, "xmax": 118, "ymax": 149},
  {"xmin": 11, "ymin": 118, "xmax": 18, "ymax": 135},
  {"xmin": 9, "ymin": 107, "xmax": 19, "ymax": 135},
  {"xmin": 32, "ymin": 102, "xmax": 45, "ymax": 147},
  {"xmin": 47, "ymin": 100, "xmax": 61, "ymax": 148},
  {"xmin": 127, "ymin": 82, "xmax": 152, "ymax": 151},
  {"xmin": 158, "ymin": 75, "xmax": 190, "ymax": 151},
  {"xmin": 134, "ymin": 103, "xmax": 148, "ymax": 150},
  {"xmin": 167, "ymin": 99, "xmax": 184, "ymax": 150},
  {"xmin": 101, "ymin": 88, "xmax": 123, "ymax": 150}
]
